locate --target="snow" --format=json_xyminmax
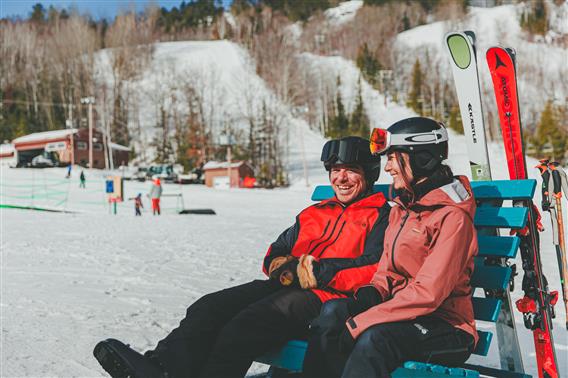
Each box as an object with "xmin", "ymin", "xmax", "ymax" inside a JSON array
[
  {"xmin": 12, "ymin": 129, "xmax": 78, "ymax": 145},
  {"xmin": 2, "ymin": 128, "xmax": 567, "ymax": 377},
  {"xmin": 109, "ymin": 143, "xmax": 130, "ymax": 152},
  {"xmin": 324, "ymin": 0, "xmax": 363, "ymax": 26},
  {"xmin": 2, "ymin": 3, "xmax": 568, "ymax": 376},
  {"xmin": 396, "ymin": 4, "xmax": 568, "ymax": 128},
  {"xmin": 203, "ymin": 161, "xmax": 248, "ymax": 169},
  {"xmin": 0, "ymin": 144, "xmax": 14, "ymax": 155}
]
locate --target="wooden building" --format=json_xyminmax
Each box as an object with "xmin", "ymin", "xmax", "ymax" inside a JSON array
[
  {"xmin": 11, "ymin": 128, "xmax": 129, "ymax": 169},
  {"xmin": 203, "ymin": 161, "xmax": 255, "ymax": 188}
]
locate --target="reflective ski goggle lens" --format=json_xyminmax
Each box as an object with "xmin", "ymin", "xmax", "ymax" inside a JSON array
[
  {"xmin": 321, "ymin": 138, "xmax": 369, "ymax": 165},
  {"xmin": 370, "ymin": 128, "xmax": 390, "ymax": 155}
]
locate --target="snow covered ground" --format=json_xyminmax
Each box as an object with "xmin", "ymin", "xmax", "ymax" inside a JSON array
[{"xmin": 1, "ymin": 127, "xmax": 567, "ymax": 377}]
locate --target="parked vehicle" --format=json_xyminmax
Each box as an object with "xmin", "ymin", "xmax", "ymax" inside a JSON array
[
  {"xmin": 147, "ymin": 164, "xmax": 178, "ymax": 182},
  {"xmin": 30, "ymin": 153, "xmax": 57, "ymax": 168}
]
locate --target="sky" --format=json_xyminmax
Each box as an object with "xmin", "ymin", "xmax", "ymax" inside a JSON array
[{"xmin": 0, "ymin": 0, "xmax": 233, "ymax": 20}]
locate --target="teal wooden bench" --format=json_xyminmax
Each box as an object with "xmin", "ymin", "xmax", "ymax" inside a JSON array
[{"xmin": 256, "ymin": 179, "xmax": 535, "ymax": 378}]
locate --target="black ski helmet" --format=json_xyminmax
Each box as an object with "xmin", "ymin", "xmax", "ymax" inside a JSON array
[
  {"xmin": 321, "ymin": 136, "xmax": 381, "ymax": 186},
  {"xmin": 384, "ymin": 117, "xmax": 449, "ymax": 178}
]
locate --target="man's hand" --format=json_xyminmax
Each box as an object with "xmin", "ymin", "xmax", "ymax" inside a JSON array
[
  {"xmin": 298, "ymin": 254, "xmax": 318, "ymax": 289},
  {"xmin": 269, "ymin": 257, "xmax": 300, "ymax": 287}
]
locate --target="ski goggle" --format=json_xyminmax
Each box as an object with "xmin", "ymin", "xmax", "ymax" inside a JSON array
[
  {"xmin": 321, "ymin": 138, "xmax": 371, "ymax": 165},
  {"xmin": 370, "ymin": 127, "xmax": 449, "ymax": 155}
]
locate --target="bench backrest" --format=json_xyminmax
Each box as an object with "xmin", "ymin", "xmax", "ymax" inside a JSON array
[{"xmin": 312, "ymin": 179, "xmax": 536, "ymax": 357}]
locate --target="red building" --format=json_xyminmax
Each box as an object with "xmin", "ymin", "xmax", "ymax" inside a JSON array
[
  {"xmin": 203, "ymin": 161, "xmax": 255, "ymax": 188},
  {"xmin": 12, "ymin": 128, "xmax": 129, "ymax": 169}
]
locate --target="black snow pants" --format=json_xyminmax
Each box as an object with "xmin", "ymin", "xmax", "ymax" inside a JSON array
[
  {"xmin": 148, "ymin": 279, "xmax": 322, "ymax": 378},
  {"xmin": 303, "ymin": 299, "xmax": 475, "ymax": 378}
]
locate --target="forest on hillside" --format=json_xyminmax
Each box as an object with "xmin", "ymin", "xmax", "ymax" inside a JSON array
[{"xmin": 1, "ymin": 0, "xmax": 567, "ymax": 185}]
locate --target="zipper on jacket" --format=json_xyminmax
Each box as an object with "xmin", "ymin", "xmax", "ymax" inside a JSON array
[{"xmin": 391, "ymin": 210, "xmax": 410, "ymax": 274}]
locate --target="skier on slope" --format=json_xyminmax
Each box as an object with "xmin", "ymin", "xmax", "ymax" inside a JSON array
[
  {"xmin": 302, "ymin": 117, "xmax": 478, "ymax": 377},
  {"xmin": 93, "ymin": 136, "xmax": 391, "ymax": 378}
]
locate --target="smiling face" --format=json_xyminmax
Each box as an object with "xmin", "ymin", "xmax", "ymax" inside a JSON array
[
  {"xmin": 330, "ymin": 164, "xmax": 367, "ymax": 205},
  {"xmin": 384, "ymin": 151, "xmax": 414, "ymax": 190}
]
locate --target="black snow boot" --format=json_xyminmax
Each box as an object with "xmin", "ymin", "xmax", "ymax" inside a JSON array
[{"xmin": 93, "ymin": 339, "xmax": 166, "ymax": 378}]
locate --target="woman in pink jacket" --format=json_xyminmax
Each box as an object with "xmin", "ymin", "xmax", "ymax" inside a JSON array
[{"xmin": 303, "ymin": 117, "xmax": 478, "ymax": 378}]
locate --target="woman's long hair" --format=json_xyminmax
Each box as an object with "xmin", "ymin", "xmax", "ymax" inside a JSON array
[{"xmin": 390, "ymin": 151, "xmax": 453, "ymax": 203}]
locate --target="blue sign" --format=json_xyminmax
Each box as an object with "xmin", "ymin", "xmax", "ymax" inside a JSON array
[{"xmin": 106, "ymin": 180, "xmax": 114, "ymax": 193}]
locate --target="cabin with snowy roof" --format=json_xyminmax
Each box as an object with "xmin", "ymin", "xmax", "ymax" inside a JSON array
[
  {"xmin": 11, "ymin": 128, "xmax": 129, "ymax": 169},
  {"xmin": 203, "ymin": 161, "xmax": 254, "ymax": 188}
]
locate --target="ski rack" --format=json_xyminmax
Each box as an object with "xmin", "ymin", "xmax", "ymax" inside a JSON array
[{"xmin": 256, "ymin": 180, "xmax": 536, "ymax": 378}]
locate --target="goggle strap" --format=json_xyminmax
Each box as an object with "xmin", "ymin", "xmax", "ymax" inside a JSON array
[{"xmin": 389, "ymin": 129, "xmax": 448, "ymax": 146}]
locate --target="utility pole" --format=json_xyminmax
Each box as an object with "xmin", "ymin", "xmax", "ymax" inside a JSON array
[{"xmin": 81, "ymin": 96, "xmax": 95, "ymax": 169}]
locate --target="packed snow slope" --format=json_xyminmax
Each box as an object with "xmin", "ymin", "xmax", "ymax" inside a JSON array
[
  {"xmin": 396, "ymin": 4, "xmax": 568, "ymax": 127},
  {"xmin": 2, "ymin": 127, "xmax": 567, "ymax": 377}
]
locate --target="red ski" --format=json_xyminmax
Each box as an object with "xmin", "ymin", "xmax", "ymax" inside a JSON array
[{"xmin": 487, "ymin": 47, "xmax": 560, "ymax": 378}]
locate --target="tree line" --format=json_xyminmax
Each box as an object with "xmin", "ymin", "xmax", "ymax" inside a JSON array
[{"xmin": 1, "ymin": 0, "xmax": 566, "ymax": 187}]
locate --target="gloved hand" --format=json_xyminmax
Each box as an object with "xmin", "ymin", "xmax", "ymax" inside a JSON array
[
  {"xmin": 268, "ymin": 256, "xmax": 293, "ymax": 276},
  {"xmin": 346, "ymin": 286, "xmax": 383, "ymax": 316},
  {"xmin": 297, "ymin": 254, "xmax": 318, "ymax": 289},
  {"xmin": 270, "ymin": 257, "xmax": 300, "ymax": 287}
]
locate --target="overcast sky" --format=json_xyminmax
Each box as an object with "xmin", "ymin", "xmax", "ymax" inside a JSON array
[{"xmin": 1, "ymin": 0, "xmax": 233, "ymax": 20}]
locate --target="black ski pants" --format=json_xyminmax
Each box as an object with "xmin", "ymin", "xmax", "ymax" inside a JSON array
[
  {"xmin": 303, "ymin": 299, "xmax": 475, "ymax": 378},
  {"xmin": 149, "ymin": 279, "xmax": 321, "ymax": 378}
]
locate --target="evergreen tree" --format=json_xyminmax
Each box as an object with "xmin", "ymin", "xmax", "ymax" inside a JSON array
[
  {"xmin": 356, "ymin": 43, "xmax": 381, "ymax": 88},
  {"xmin": 30, "ymin": 3, "xmax": 46, "ymax": 23},
  {"xmin": 520, "ymin": 0, "xmax": 548, "ymax": 35},
  {"xmin": 407, "ymin": 59, "xmax": 423, "ymax": 115},
  {"xmin": 535, "ymin": 100, "xmax": 567, "ymax": 161},
  {"xmin": 261, "ymin": 0, "xmax": 330, "ymax": 22},
  {"xmin": 327, "ymin": 77, "xmax": 349, "ymax": 138},
  {"xmin": 447, "ymin": 105, "xmax": 463, "ymax": 134},
  {"xmin": 350, "ymin": 78, "xmax": 370, "ymax": 138}
]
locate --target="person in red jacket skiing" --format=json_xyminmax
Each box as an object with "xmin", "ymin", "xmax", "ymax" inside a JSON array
[
  {"xmin": 93, "ymin": 136, "xmax": 391, "ymax": 378},
  {"xmin": 303, "ymin": 117, "xmax": 478, "ymax": 378}
]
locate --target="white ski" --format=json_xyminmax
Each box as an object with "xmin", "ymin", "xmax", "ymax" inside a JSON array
[{"xmin": 445, "ymin": 30, "xmax": 524, "ymax": 373}]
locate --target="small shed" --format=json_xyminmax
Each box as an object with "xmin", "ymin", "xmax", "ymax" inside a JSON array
[{"xmin": 203, "ymin": 161, "xmax": 254, "ymax": 188}]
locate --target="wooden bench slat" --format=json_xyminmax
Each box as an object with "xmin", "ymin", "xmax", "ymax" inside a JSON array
[
  {"xmin": 472, "ymin": 297, "xmax": 502, "ymax": 322},
  {"xmin": 477, "ymin": 235, "xmax": 520, "ymax": 258},
  {"xmin": 471, "ymin": 264, "xmax": 511, "ymax": 290},
  {"xmin": 474, "ymin": 207, "xmax": 528, "ymax": 228},
  {"xmin": 471, "ymin": 179, "xmax": 536, "ymax": 200},
  {"xmin": 473, "ymin": 330, "xmax": 492, "ymax": 356}
]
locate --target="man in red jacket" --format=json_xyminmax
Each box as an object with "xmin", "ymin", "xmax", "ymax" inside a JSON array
[{"xmin": 93, "ymin": 136, "xmax": 390, "ymax": 378}]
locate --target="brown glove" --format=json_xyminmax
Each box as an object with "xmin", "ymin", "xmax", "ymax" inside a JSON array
[
  {"xmin": 270, "ymin": 256, "xmax": 300, "ymax": 287},
  {"xmin": 268, "ymin": 256, "xmax": 294, "ymax": 277},
  {"xmin": 297, "ymin": 254, "xmax": 317, "ymax": 289}
]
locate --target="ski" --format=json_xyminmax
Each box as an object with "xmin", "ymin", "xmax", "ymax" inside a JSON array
[
  {"xmin": 549, "ymin": 162, "xmax": 568, "ymax": 330},
  {"xmin": 486, "ymin": 46, "xmax": 560, "ymax": 378},
  {"xmin": 445, "ymin": 30, "xmax": 524, "ymax": 373},
  {"xmin": 444, "ymin": 31, "xmax": 491, "ymax": 181}
]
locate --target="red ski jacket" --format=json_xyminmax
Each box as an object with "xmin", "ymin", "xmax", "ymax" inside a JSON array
[
  {"xmin": 263, "ymin": 192, "xmax": 390, "ymax": 303},
  {"xmin": 346, "ymin": 176, "xmax": 478, "ymax": 346}
]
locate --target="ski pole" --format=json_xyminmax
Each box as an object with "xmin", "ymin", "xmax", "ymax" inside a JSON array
[{"xmin": 549, "ymin": 162, "xmax": 568, "ymax": 329}]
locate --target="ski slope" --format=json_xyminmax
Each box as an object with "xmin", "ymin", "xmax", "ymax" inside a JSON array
[{"xmin": 1, "ymin": 127, "xmax": 567, "ymax": 377}]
